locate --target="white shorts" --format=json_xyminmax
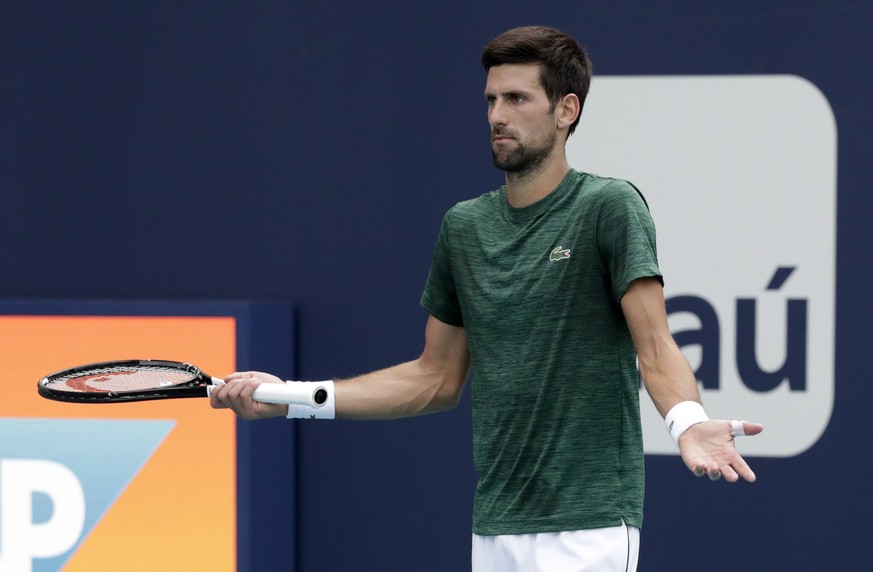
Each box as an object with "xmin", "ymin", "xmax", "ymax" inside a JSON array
[{"xmin": 472, "ymin": 521, "xmax": 640, "ymax": 572}]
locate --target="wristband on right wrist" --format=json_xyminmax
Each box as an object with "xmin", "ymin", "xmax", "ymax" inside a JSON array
[{"xmin": 665, "ymin": 401, "xmax": 709, "ymax": 448}]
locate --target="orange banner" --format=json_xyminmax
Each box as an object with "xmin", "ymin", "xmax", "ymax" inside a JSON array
[{"xmin": 0, "ymin": 315, "xmax": 237, "ymax": 571}]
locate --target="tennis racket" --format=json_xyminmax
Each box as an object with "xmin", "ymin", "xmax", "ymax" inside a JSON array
[{"xmin": 37, "ymin": 359, "xmax": 328, "ymax": 406}]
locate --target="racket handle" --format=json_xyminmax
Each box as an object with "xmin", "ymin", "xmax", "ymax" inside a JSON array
[
  {"xmin": 206, "ymin": 378, "xmax": 225, "ymax": 398},
  {"xmin": 252, "ymin": 382, "xmax": 329, "ymax": 408},
  {"xmin": 206, "ymin": 378, "xmax": 329, "ymax": 408}
]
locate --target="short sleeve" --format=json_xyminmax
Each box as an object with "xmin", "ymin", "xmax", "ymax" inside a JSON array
[
  {"xmin": 596, "ymin": 181, "xmax": 663, "ymax": 301},
  {"xmin": 420, "ymin": 211, "xmax": 464, "ymax": 326}
]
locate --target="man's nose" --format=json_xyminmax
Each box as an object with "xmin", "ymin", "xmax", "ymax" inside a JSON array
[{"xmin": 488, "ymin": 99, "xmax": 508, "ymax": 128}]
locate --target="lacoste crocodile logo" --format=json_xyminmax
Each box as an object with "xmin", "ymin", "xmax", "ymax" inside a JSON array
[{"xmin": 549, "ymin": 246, "xmax": 571, "ymax": 262}]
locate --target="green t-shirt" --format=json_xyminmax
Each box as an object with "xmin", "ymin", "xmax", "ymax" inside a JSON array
[{"xmin": 420, "ymin": 170, "xmax": 662, "ymax": 535}]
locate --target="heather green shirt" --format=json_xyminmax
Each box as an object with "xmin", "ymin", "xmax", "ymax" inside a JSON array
[{"xmin": 420, "ymin": 170, "xmax": 661, "ymax": 535}]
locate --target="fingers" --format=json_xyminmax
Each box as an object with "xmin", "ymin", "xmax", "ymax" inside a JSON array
[
  {"xmin": 211, "ymin": 371, "xmax": 270, "ymax": 409},
  {"xmin": 691, "ymin": 463, "xmax": 741, "ymax": 482},
  {"xmin": 209, "ymin": 376, "xmax": 263, "ymax": 413},
  {"xmin": 729, "ymin": 419, "xmax": 765, "ymax": 438},
  {"xmin": 740, "ymin": 421, "xmax": 764, "ymax": 436},
  {"xmin": 690, "ymin": 457, "xmax": 756, "ymax": 483},
  {"xmin": 224, "ymin": 371, "xmax": 262, "ymax": 383},
  {"xmin": 684, "ymin": 418, "xmax": 760, "ymax": 483},
  {"xmin": 209, "ymin": 386, "xmax": 227, "ymax": 409},
  {"xmin": 727, "ymin": 420, "xmax": 760, "ymax": 482},
  {"xmin": 691, "ymin": 464, "xmax": 724, "ymax": 481},
  {"xmin": 728, "ymin": 455, "xmax": 757, "ymax": 483},
  {"xmin": 210, "ymin": 372, "xmax": 290, "ymax": 420}
]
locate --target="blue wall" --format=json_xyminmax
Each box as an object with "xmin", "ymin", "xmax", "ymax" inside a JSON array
[{"xmin": 3, "ymin": 1, "xmax": 872, "ymax": 570}]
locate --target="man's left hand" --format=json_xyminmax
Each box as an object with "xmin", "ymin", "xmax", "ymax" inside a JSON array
[{"xmin": 679, "ymin": 420, "xmax": 764, "ymax": 482}]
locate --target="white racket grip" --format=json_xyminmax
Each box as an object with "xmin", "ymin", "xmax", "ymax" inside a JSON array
[
  {"xmin": 206, "ymin": 377, "xmax": 225, "ymax": 397},
  {"xmin": 206, "ymin": 378, "xmax": 334, "ymax": 416},
  {"xmin": 253, "ymin": 381, "xmax": 330, "ymax": 407},
  {"xmin": 285, "ymin": 381, "xmax": 336, "ymax": 419}
]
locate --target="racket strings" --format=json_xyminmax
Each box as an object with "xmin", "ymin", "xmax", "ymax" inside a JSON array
[{"xmin": 47, "ymin": 366, "xmax": 197, "ymax": 393}]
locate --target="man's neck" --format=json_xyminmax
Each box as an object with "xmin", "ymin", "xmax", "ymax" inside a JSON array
[{"xmin": 504, "ymin": 156, "xmax": 571, "ymax": 208}]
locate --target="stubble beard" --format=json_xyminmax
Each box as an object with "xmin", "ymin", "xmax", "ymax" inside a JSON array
[{"xmin": 491, "ymin": 129, "xmax": 557, "ymax": 181}]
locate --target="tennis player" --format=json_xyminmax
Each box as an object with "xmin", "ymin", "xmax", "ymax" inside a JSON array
[{"xmin": 212, "ymin": 25, "xmax": 763, "ymax": 571}]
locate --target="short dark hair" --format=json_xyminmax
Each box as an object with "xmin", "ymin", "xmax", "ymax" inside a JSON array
[{"xmin": 481, "ymin": 26, "xmax": 592, "ymax": 136}]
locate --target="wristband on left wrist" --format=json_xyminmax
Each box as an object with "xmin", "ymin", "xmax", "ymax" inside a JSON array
[{"xmin": 665, "ymin": 401, "xmax": 709, "ymax": 447}]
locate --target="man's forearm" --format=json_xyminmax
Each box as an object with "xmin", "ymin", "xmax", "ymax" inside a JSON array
[{"xmin": 334, "ymin": 358, "xmax": 467, "ymax": 419}]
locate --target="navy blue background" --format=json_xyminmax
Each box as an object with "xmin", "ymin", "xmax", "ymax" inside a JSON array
[{"xmin": 3, "ymin": 1, "xmax": 872, "ymax": 570}]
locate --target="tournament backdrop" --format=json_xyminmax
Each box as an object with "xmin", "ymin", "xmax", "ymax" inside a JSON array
[{"xmin": 2, "ymin": 1, "xmax": 871, "ymax": 570}]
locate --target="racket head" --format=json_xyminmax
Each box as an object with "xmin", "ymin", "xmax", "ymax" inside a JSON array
[{"xmin": 38, "ymin": 359, "xmax": 213, "ymax": 403}]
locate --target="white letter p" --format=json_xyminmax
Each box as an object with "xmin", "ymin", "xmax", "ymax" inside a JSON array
[{"xmin": 0, "ymin": 459, "xmax": 86, "ymax": 572}]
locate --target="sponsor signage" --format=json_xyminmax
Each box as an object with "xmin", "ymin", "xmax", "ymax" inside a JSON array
[
  {"xmin": 0, "ymin": 314, "xmax": 237, "ymax": 572},
  {"xmin": 569, "ymin": 75, "xmax": 837, "ymax": 456}
]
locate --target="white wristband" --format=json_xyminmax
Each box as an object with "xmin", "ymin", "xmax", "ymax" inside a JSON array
[
  {"xmin": 286, "ymin": 380, "xmax": 335, "ymax": 420},
  {"xmin": 665, "ymin": 401, "xmax": 709, "ymax": 447}
]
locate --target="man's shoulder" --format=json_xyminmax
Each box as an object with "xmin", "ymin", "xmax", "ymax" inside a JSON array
[
  {"xmin": 445, "ymin": 188, "xmax": 503, "ymax": 219},
  {"xmin": 573, "ymin": 171, "xmax": 649, "ymax": 210},
  {"xmin": 575, "ymin": 170, "xmax": 638, "ymax": 195}
]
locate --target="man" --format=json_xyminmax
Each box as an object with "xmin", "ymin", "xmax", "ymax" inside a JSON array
[{"xmin": 212, "ymin": 25, "xmax": 762, "ymax": 571}]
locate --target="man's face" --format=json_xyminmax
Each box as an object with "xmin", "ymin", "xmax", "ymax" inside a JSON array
[{"xmin": 484, "ymin": 64, "xmax": 558, "ymax": 174}]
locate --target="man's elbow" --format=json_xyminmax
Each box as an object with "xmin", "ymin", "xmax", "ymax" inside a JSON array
[
  {"xmin": 428, "ymin": 371, "xmax": 468, "ymax": 413},
  {"xmin": 431, "ymin": 388, "xmax": 462, "ymax": 412}
]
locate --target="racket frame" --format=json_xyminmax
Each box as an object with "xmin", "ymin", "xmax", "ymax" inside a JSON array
[{"xmin": 38, "ymin": 359, "xmax": 216, "ymax": 403}]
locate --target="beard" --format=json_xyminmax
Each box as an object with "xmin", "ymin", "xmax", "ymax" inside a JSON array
[{"xmin": 491, "ymin": 128, "xmax": 557, "ymax": 177}]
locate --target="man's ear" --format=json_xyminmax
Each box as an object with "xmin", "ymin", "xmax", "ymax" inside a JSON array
[{"xmin": 555, "ymin": 93, "xmax": 581, "ymax": 130}]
